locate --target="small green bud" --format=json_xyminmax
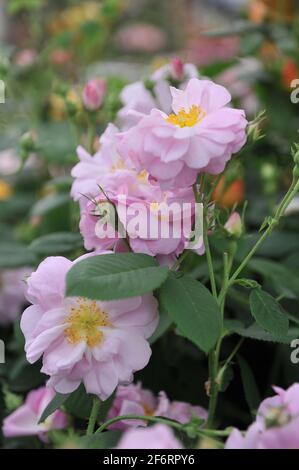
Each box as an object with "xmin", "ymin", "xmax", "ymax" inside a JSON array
[
  {"xmin": 20, "ymin": 130, "xmax": 37, "ymax": 152},
  {"xmin": 247, "ymin": 110, "xmax": 266, "ymax": 142},
  {"xmin": 294, "ymin": 152, "xmax": 299, "ymax": 166},
  {"xmin": 53, "ymin": 82, "xmax": 69, "ymax": 97},
  {"xmin": 224, "ymin": 212, "xmax": 243, "ymax": 238},
  {"xmin": 3, "ymin": 387, "xmax": 23, "ymax": 412}
]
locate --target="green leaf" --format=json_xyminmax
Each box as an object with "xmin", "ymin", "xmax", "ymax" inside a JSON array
[
  {"xmin": 233, "ymin": 279, "xmax": 261, "ymax": 289},
  {"xmin": 0, "ymin": 242, "xmax": 36, "ymax": 268},
  {"xmin": 230, "ymin": 322, "xmax": 299, "ymax": 344},
  {"xmin": 78, "ymin": 431, "xmax": 121, "ymax": 449},
  {"xmin": 149, "ymin": 303, "xmax": 172, "ymax": 344},
  {"xmin": 31, "ymin": 193, "xmax": 70, "ymax": 216},
  {"xmin": 249, "ymin": 289, "xmax": 289, "ymax": 336},
  {"xmin": 29, "ymin": 232, "xmax": 83, "ymax": 255},
  {"xmin": 64, "ymin": 384, "xmax": 93, "ymax": 419},
  {"xmin": 66, "ymin": 253, "xmax": 169, "ymax": 300},
  {"xmin": 39, "ymin": 393, "xmax": 70, "ymax": 424},
  {"xmin": 249, "ymin": 258, "xmax": 299, "ymax": 299},
  {"xmin": 238, "ymin": 355, "xmax": 261, "ymax": 413},
  {"xmin": 159, "ymin": 273, "xmax": 222, "ymax": 353},
  {"xmin": 39, "ymin": 385, "xmax": 102, "ymax": 423},
  {"xmin": 217, "ymin": 365, "xmax": 234, "ymax": 392}
]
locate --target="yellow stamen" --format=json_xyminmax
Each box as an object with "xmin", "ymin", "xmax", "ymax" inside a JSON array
[
  {"xmin": 143, "ymin": 403, "xmax": 155, "ymax": 416},
  {"xmin": 111, "ymin": 158, "xmax": 126, "ymax": 172},
  {"xmin": 64, "ymin": 298, "xmax": 112, "ymax": 348},
  {"xmin": 137, "ymin": 169, "xmax": 148, "ymax": 182},
  {"xmin": 149, "ymin": 201, "xmax": 169, "ymax": 221},
  {"xmin": 150, "ymin": 201, "xmax": 160, "ymax": 212},
  {"xmin": 166, "ymin": 105, "xmax": 206, "ymax": 128}
]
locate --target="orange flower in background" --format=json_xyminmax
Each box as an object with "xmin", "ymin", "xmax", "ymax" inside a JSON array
[
  {"xmin": 249, "ymin": 0, "xmax": 268, "ymax": 23},
  {"xmin": 282, "ymin": 58, "xmax": 299, "ymax": 89},
  {"xmin": 0, "ymin": 180, "xmax": 13, "ymax": 201},
  {"xmin": 212, "ymin": 176, "xmax": 245, "ymax": 209},
  {"xmin": 271, "ymin": 0, "xmax": 294, "ymax": 22},
  {"xmin": 249, "ymin": 0, "xmax": 294, "ymax": 23}
]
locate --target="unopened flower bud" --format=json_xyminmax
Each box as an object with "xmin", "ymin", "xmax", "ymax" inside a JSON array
[
  {"xmin": 170, "ymin": 57, "xmax": 184, "ymax": 81},
  {"xmin": 20, "ymin": 130, "xmax": 37, "ymax": 152},
  {"xmin": 224, "ymin": 212, "xmax": 243, "ymax": 238},
  {"xmin": 3, "ymin": 388, "xmax": 23, "ymax": 412},
  {"xmin": 82, "ymin": 78, "xmax": 106, "ymax": 111},
  {"xmin": 260, "ymin": 162, "xmax": 277, "ymax": 180},
  {"xmin": 66, "ymin": 88, "xmax": 82, "ymax": 117},
  {"xmin": 292, "ymin": 144, "xmax": 299, "ymax": 165},
  {"xmin": 247, "ymin": 110, "xmax": 266, "ymax": 142}
]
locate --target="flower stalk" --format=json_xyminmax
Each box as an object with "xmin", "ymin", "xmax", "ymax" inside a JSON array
[
  {"xmin": 205, "ymin": 171, "xmax": 299, "ymax": 428},
  {"xmin": 86, "ymin": 397, "xmax": 101, "ymax": 436}
]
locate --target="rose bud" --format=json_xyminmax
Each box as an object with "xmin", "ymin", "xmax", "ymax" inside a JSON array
[{"xmin": 82, "ymin": 78, "xmax": 106, "ymax": 111}]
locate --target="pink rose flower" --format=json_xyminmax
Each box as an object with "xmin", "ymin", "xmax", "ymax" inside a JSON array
[
  {"xmin": 170, "ymin": 57, "xmax": 185, "ymax": 81},
  {"xmin": 107, "ymin": 383, "xmax": 207, "ymax": 430},
  {"xmin": 184, "ymin": 36, "xmax": 240, "ymax": 67},
  {"xmin": 14, "ymin": 49, "xmax": 37, "ymax": 68},
  {"xmin": 79, "ymin": 185, "xmax": 204, "ymax": 257},
  {"xmin": 2, "ymin": 387, "xmax": 67, "ymax": 441},
  {"xmin": 107, "ymin": 383, "xmax": 157, "ymax": 430},
  {"xmin": 71, "ymin": 124, "xmax": 154, "ymax": 210},
  {"xmin": 118, "ymin": 78, "xmax": 247, "ymax": 189},
  {"xmin": 226, "ymin": 384, "xmax": 299, "ymax": 449},
  {"xmin": 116, "ymin": 423, "xmax": 183, "ymax": 449},
  {"xmin": 114, "ymin": 23, "xmax": 166, "ymax": 54},
  {"xmin": 117, "ymin": 61, "xmax": 198, "ymax": 130},
  {"xmin": 82, "ymin": 78, "xmax": 106, "ymax": 111},
  {"xmin": 0, "ymin": 268, "xmax": 32, "ymax": 325},
  {"xmin": 156, "ymin": 391, "xmax": 208, "ymax": 424},
  {"xmin": 20, "ymin": 252, "xmax": 159, "ymax": 400}
]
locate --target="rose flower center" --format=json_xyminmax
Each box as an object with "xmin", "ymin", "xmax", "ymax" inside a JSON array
[
  {"xmin": 166, "ymin": 105, "xmax": 206, "ymax": 128},
  {"xmin": 64, "ymin": 298, "xmax": 112, "ymax": 348}
]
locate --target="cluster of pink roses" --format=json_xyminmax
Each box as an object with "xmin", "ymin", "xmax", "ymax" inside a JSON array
[
  {"xmin": 107, "ymin": 382, "xmax": 207, "ymax": 430},
  {"xmin": 116, "ymin": 383, "xmax": 299, "ymax": 449},
  {"xmin": 12, "ymin": 60, "xmax": 249, "ymax": 448},
  {"xmin": 72, "ymin": 71, "xmax": 247, "ymax": 261},
  {"xmin": 225, "ymin": 384, "xmax": 299, "ymax": 449},
  {"xmin": 3, "ymin": 382, "xmax": 206, "ymax": 444}
]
